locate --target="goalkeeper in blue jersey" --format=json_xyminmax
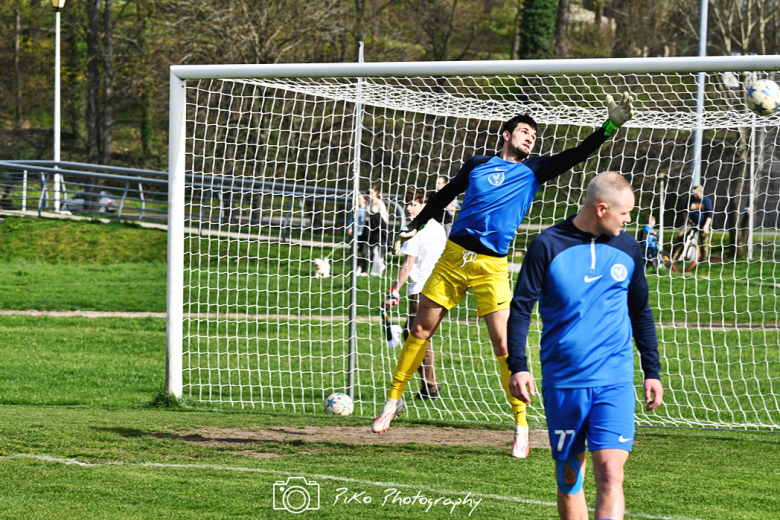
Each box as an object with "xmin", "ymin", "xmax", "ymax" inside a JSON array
[
  {"xmin": 507, "ymin": 172, "xmax": 663, "ymax": 519},
  {"xmin": 371, "ymin": 92, "xmax": 636, "ymax": 459}
]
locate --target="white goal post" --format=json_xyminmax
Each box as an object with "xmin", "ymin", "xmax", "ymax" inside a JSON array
[{"xmin": 167, "ymin": 55, "xmax": 780, "ymax": 430}]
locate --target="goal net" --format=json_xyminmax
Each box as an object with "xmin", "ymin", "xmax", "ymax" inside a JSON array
[{"xmin": 167, "ymin": 57, "xmax": 780, "ymax": 431}]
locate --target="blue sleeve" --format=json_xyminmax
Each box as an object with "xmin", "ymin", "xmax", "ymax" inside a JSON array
[
  {"xmin": 348, "ymin": 209, "xmax": 365, "ymax": 227},
  {"xmin": 507, "ymin": 236, "xmax": 549, "ymax": 374},
  {"xmin": 703, "ymin": 197, "xmax": 713, "ymax": 221},
  {"xmin": 627, "ymin": 241, "xmax": 661, "ymax": 380}
]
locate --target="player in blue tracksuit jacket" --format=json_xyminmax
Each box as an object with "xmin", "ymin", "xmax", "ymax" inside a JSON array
[{"xmin": 507, "ymin": 172, "xmax": 663, "ymax": 520}]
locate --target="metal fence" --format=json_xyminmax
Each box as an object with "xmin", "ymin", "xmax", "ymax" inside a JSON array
[{"xmin": 0, "ymin": 160, "xmax": 406, "ymax": 239}]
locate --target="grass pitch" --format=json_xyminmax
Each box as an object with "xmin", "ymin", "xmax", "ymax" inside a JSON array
[
  {"xmin": 0, "ymin": 216, "xmax": 778, "ymax": 518},
  {"xmin": 1, "ymin": 216, "xmax": 777, "ymax": 325},
  {"xmin": 0, "ymin": 315, "xmax": 777, "ymax": 520}
]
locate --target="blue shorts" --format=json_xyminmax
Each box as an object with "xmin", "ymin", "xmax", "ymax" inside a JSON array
[{"xmin": 543, "ymin": 382, "xmax": 636, "ymax": 460}]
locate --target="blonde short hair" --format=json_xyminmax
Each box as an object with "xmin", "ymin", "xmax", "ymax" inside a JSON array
[{"xmin": 584, "ymin": 172, "xmax": 633, "ymax": 208}]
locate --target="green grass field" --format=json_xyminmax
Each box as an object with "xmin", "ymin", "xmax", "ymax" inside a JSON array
[
  {"xmin": 0, "ymin": 316, "xmax": 778, "ymax": 519},
  {"xmin": 0, "ymin": 216, "xmax": 779, "ymax": 518}
]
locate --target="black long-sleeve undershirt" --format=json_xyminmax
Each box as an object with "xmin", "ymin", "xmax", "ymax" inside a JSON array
[{"xmin": 409, "ymin": 121, "xmax": 613, "ymax": 234}]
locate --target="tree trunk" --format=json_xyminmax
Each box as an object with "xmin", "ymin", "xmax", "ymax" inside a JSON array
[
  {"xmin": 138, "ymin": 0, "xmax": 153, "ymax": 159},
  {"xmin": 65, "ymin": 25, "xmax": 84, "ymax": 145},
  {"xmin": 103, "ymin": 0, "xmax": 114, "ymax": 166},
  {"xmin": 728, "ymin": 128, "xmax": 750, "ymax": 258},
  {"xmin": 31, "ymin": 0, "xmax": 41, "ymax": 43},
  {"xmin": 354, "ymin": 0, "xmax": 365, "ymax": 51},
  {"xmin": 554, "ymin": 0, "xmax": 569, "ymax": 58},
  {"xmin": 611, "ymin": 0, "xmax": 630, "ymax": 57},
  {"xmin": 86, "ymin": 0, "xmax": 101, "ymax": 164},
  {"xmin": 594, "ymin": 0, "xmax": 602, "ymax": 28},
  {"xmin": 14, "ymin": 4, "xmax": 21, "ymax": 129},
  {"xmin": 511, "ymin": 0, "xmax": 522, "ymax": 60}
]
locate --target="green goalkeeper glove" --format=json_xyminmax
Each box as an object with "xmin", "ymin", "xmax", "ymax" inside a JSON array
[{"xmin": 603, "ymin": 91, "xmax": 634, "ymax": 137}]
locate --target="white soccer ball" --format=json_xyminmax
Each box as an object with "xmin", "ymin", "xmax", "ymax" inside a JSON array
[
  {"xmin": 324, "ymin": 392, "xmax": 353, "ymax": 416},
  {"xmin": 745, "ymin": 79, "xmax": 780, "ymax": 116}
]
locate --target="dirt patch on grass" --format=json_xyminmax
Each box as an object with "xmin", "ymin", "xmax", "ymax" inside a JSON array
[
  {"xmin": 230, "ymin": 450, "xmax": 283, "ymax": 459},
  {"xmin": 169, "ymin": 426, "xmax": 551, "ymax": 451}
]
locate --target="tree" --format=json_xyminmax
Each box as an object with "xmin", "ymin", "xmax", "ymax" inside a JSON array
[
  {"xmin": 610, "ymin": 0, "xmax": 676, "ymax": 58},
  {"xmin": 137, "ymin": 0, "xmax": 153, "ymax": 159},
  {"xmin": 554, "ymin": 0, "xmax": 569, "ymax": 57},
  {"xmin": 671, "ymin": 0, "xmax": 780, "ymax": 56},
  {"xmin": 170, "ymin": 0, "xmax": 349, "ymax": 65},
  {"xmin": 86, "ymin": 0, "xmax": 100, "ymax": 164},
  {"xmin": 102, "ymin": 0, "xmax": 114, "ymax": 165},
  {"xmin": 14, "ymin": 2, "xmax": 21, "ymax": 129},
  {"xmin": 510, "ymin": 0, "xmax": 522, "ymax": 59},
  {"xmin": 519, "ymin": 0, "xmax": 557, "ymax": 59}
]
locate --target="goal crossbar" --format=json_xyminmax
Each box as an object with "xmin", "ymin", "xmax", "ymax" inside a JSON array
[{"xmin": 171, "ymin": 55, "xmax": 780, "ymax": 80}]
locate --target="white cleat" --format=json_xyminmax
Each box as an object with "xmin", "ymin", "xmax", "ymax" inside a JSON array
[
  {"xmin": 511, "ymin": 425, "xmax": 530, "ymax": 459},
  {"xmin": 371, "ymin": 398, "xmax": 406, "ymax": 434}
]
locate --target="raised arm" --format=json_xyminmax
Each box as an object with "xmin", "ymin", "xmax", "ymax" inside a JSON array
[{"xmin": 536, "ymin": 92, "xmax": 635, "ymax": 184}]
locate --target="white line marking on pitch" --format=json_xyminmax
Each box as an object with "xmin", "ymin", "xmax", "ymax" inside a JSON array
[{"xmin": 6, "ymin": 454, "xmax": 701, "ymax": 520}]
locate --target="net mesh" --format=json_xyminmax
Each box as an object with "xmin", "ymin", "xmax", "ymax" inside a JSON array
[{"xmin": 179, "ymin": 70, "xmax": 780, "ymax": 430}]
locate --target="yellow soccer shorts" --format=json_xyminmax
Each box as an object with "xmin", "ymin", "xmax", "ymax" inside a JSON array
[{"xmin": 421, "ymin": 240, "xmax": 512, "ymax": 316}]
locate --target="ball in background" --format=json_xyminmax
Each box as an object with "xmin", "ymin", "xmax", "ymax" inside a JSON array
[
  {"xmin": 745, "ymin": 79, "xmax": 780, "ymax": 116},
  {"xmin": 324, "ymin": 392, "xmax": 353, "ymax": 416}
]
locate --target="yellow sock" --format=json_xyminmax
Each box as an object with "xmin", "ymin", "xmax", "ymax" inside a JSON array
[
  {"xmin": 497, "ymin": 354, "xmax": 528, "ymax": 427},
  {"xmin": 389, "ymin": 335, "xmax": 429, "ymax": 400}
]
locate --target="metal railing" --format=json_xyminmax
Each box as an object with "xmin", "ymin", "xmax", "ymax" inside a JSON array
[
  {"xmin": 0, "ymin": 160, "xmax": 168, "ymax": 222},
  {"xmin": 0, "ymin": 160, "xmax": 406, "ymax": 238}
]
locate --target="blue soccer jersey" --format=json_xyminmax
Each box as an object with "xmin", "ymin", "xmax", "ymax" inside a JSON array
[
  {"xmin": 506, "ymin": 216, "xmax": 661, "ymax": 388},
  {"xmin": 408, "ymin": 122, "xmax": 615, "ymax": 257},
  {"xmin": 447, "ymin": 155, "xmax": 547, "ymax": 256}
]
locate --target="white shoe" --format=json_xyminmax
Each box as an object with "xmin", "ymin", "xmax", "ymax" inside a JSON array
[
  {"xmin": 510, "ymin": 425, "xmax": 529, "ymax": 458},
  {"xmin": 371, "ymin": 398, "xmax": 405, "ymax": 434}
]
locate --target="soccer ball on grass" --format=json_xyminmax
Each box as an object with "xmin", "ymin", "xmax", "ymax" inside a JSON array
[
  {"xmin": 324, "ymin": 392, "xmax": 353, "ymax": 416},
  {"xmin": 745, "ymin": 79, "xmax": 780, "ymax": 116}
]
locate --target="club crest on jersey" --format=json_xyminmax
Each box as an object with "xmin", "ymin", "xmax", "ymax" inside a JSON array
[
  {"xmin": 611, "ymin": 263, "xmax": 628, "ymax": 282},
  {"xmin": 488, "ymin": 169, "xmax": 506, "ymax": 186}
]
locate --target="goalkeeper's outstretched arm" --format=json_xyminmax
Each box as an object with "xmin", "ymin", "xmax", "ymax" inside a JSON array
[
  {"xmin": 537, "ymin": 91, "xmax": 635, "ymax": 183},
  {"xmin": 404, "ymin": 161, "xmax": 472, "ymax": 232},
  {"xmin": 394, "ymin": 158, "xmax": 473, "ymax": 251}
]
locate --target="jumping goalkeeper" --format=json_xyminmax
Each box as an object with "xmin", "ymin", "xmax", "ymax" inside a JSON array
[{"xmin": 371, "ymin": 92, "xmax": 635, "ymax": 460}]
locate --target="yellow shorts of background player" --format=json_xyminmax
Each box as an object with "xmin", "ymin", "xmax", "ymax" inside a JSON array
[{"xmin": 422, "ymin": 240, "xmax": 512, "ymax": 316}]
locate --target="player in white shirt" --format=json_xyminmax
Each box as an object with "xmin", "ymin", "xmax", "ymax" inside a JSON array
[{"xmin": 385, "ymin": 188, "xmax": 448, "ymax": 400}]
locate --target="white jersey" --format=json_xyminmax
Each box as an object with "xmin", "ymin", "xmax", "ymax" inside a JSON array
[{"xmin": 400, "ymin": 220, "xmax": 447, "ymax": 295}]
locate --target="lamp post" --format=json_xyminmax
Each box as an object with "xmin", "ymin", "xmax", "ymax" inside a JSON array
[{"xmin": 52, "ymin": 0, "xmax": 66, "ymax": 212}]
